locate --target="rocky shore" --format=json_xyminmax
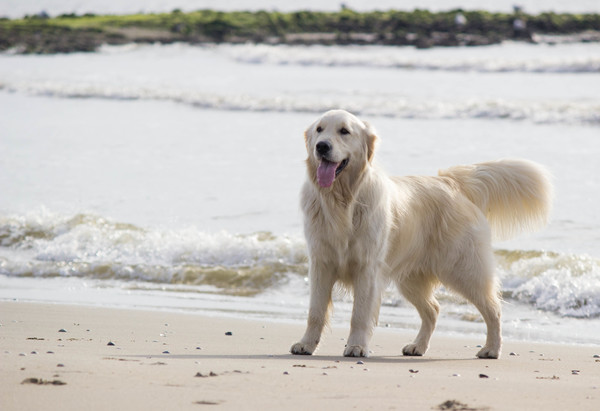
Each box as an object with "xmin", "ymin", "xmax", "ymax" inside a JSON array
[{"xmin": 1, "ymin": 9, "xmax": 599, "ymax": 53}]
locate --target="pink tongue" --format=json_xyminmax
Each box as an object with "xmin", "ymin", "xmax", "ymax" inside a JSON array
[{"xmin": 317, "ymin": 160, "xmax": 340, "ymax": 188}]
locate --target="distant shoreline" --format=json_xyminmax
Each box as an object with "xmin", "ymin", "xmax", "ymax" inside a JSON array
[{"xmin": 1, "ymin": 9, "xmax": 599, "ymax": 53}]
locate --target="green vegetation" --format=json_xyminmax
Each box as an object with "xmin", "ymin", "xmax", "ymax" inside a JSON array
[{"xmin": 1, "ymin": 8, "xmax": 599, "ymax": 53}]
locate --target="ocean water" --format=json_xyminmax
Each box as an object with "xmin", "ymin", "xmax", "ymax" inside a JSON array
[{"xmin": 1, "ymin": 37, "xmax": 600, "ymax": 345}]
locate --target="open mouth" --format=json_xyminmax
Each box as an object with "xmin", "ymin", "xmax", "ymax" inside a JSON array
[
  {"xmin": 336, "ymin": 158, "xmax": 349, "ymax": 176},
  {"xmin": 317, "ymin": 158, "xmax": 349, "ymax": 188}
]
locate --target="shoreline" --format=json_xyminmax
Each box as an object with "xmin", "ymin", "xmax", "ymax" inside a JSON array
[
  {"xmin": 1, "ymin": 301, "xmax": 598, "ymax": 410},
  {"xmin": 1, "ymin": 9, "xmax": 599, "ymax": 54}
]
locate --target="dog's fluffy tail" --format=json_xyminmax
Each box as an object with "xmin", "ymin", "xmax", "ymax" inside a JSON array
[{"xmin": 439, "ymin": 159, "xmax": 553, "ymax": 241}]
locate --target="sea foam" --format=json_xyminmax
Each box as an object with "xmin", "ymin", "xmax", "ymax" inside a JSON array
[{"xmin": 2, "ymin": 210, "xmax": 600, "ymax": 317}]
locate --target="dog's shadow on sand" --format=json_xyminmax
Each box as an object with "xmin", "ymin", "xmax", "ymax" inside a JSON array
[{"xmin": 123, "ymin": 353, "xmax": 480, "ymax": 364}]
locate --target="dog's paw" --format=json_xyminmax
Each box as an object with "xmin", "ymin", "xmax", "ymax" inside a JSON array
[
  {"xmin": 343, "ymin": 345, "xmax": 368, "ymax": 357},
  {"xmin": 290, "ymin": 342, "xmax": 315, "ymax": 355},
  {"xmin": 476, "ymin": 346, "xmax": 500, "ymax": 359},
  {"xmin": 402, "ymin": 343, "xmax": 426, "ymax": 356}
]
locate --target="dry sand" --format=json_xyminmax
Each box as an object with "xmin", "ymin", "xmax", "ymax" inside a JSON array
[{"xmin": 1, "ymin": 301, "xmax": 599, "ymax": 410}]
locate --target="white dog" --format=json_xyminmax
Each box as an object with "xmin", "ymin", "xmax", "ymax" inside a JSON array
[{"xmin": 290, "ymin": 110, "xmax": 552, "ymax": 359}]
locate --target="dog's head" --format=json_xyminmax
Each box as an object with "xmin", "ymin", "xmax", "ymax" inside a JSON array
[{"xmin": 304, "ymin": 110, "xmax": 377, "ymax": 189}]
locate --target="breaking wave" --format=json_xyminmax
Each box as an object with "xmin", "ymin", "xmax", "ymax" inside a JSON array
[
  {"xmin": 2, "ymin": 210, "xmax": 600, "ymax": 318},
  {"xmin": 497, "ymin": 250, "xmax": 600, "ymax": 319},
  {"xmin": 222, "ymin": 43, "xmax": 600, "ymax": 74},
  {"xmin": 1, "ymin": 80, "xmax": 598, "ymax": 126},
  {"xmin": 0, "ymin": 211, "xmax": 307, "ymax": 296}
]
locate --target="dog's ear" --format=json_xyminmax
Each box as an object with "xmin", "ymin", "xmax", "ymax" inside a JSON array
[
  {"xmin": 362, "ymin": 121, "xmax": 378, "ymax": 163},
  {"xmin": 304, "ymin": 128, "xmax": 311, "ymax": 152}
]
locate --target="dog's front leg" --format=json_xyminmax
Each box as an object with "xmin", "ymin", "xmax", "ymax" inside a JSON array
[
  {"xmin": 290, "ymin": 263, "xmax": 336, "ymax": 355},
  {"xmin": 344, "ymin": 269, "xmax": 380, "ymax": 357}
]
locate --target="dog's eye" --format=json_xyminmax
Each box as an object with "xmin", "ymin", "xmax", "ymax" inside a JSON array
[
  {"xmin": 316, "ymin": 126, "xmax": 323, "ymax": 133},
  {"xmin": 340, "ymin": 127, "xmax": 350, "ymax": 135}
]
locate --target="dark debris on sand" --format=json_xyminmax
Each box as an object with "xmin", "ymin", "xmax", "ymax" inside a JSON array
[
  {"xmin": 437, "ymin": 399, "xmax": 489, "ymax": 411},
  {"xmin": 21, "ymin": 377, "xmax": 66, "ymax": 386}
]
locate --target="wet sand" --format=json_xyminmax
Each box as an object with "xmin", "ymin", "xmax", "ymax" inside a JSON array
[{"xmin": 1, "ymin": 301, "xmax": 598, "ymax": 410}]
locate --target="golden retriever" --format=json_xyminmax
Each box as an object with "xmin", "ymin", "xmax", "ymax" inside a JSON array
[{"xmin": 290, "ymin": 109, "xmax": 553, "ymax": 359}]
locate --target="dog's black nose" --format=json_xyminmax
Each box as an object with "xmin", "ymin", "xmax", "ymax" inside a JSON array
[{"xmin": 316, "ymin": 141, "xmax": 331, "ymax": 156}]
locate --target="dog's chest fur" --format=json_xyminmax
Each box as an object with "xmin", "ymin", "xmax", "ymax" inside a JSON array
[{"xmin": 301, "ymin": 180, "xmax": 388, "ymax": 282}]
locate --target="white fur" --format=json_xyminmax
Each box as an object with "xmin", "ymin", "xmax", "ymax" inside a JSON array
[{"xmin": 290, "ymin": 110, "xmax": 553, "ymax": 359}]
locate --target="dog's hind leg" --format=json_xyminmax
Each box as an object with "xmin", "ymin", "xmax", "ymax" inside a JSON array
[
  {"xmin": 471, "ymin": 290, "xmax": 502, "ymax": 359},
  {"xmin": 448, "ymin": 277, "xmax": 502, "ymax": 358},
  {"xmin": 291, "ymin": 265, "xmax": 337, "ymax": 355},
  {"xmin": 442, "ymin": 247, "xmax": 502, "ymax": 359},
  {"xmin": 398, "ymin": 273, "xmax": 440, "ymax": 356}
]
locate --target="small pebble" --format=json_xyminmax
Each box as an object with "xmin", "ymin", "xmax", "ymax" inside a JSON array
[
  {"xmin": 162, "ymin": 350, "xmax": 170, "ymax": 354},
  {"xmin": 57, "ymin": 364, "xmax": 64, "ymax": 367},
  {"xmin": 572, "ymin": 370, "xmax": 580, "ymax": 375},
  {"xmin": 356, "ymin": 360, "xmax": 364, "ymax": 365},
  {"xmin": 479, "ymin": 374, "xmax": 489, "ymax": 378},
  {"xmin": 225, "ymin": 332, "xmax": 233, "ymax": 336},
  {"xmin": 509, "ymin": 352, "xmax": 517, "ymax": 356},
  {"xmin": 409, "ymin": 369, "xmax": 419, "ymax": 374},
  {"xmin": 19, "ymin": 353, "xmax": 26, "ymax": 357},
  {"xmin": 58, "ymin": 329, "xmax": 67, "ymax": 333},
  {"xmin": 107, "ymin": 341, "xmax": 115, "ymax": 346},
  {"xmin": 196, "ymin": 347, "xmax": 202, "ymax": 350},
  {"xmin": 593, "ymin": 355, "xmax": 600, "ymax": 358},
  {"xmin": 30, "ymin": 351, "xmax": 38, "ymax": 355},
  {"xmin": 47, "ymin": 351, "xmax": 54, "ymax": 354},
  {"xmin": 283, "ymin": 371, "xmax": 289, "ymax": 375},
  {"xmin": 452, "ymin": 373, "xmax": 461, "ymax": 377}
]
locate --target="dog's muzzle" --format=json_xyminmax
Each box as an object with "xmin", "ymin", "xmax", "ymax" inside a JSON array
[{"xmin": 315, "ymin": 142, "xmax": 349, "ymax": 188}]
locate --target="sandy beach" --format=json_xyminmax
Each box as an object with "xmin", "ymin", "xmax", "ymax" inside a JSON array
[{"xmin": 0, "ymin": 301, "xmax": 598, "ymax": 410}]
